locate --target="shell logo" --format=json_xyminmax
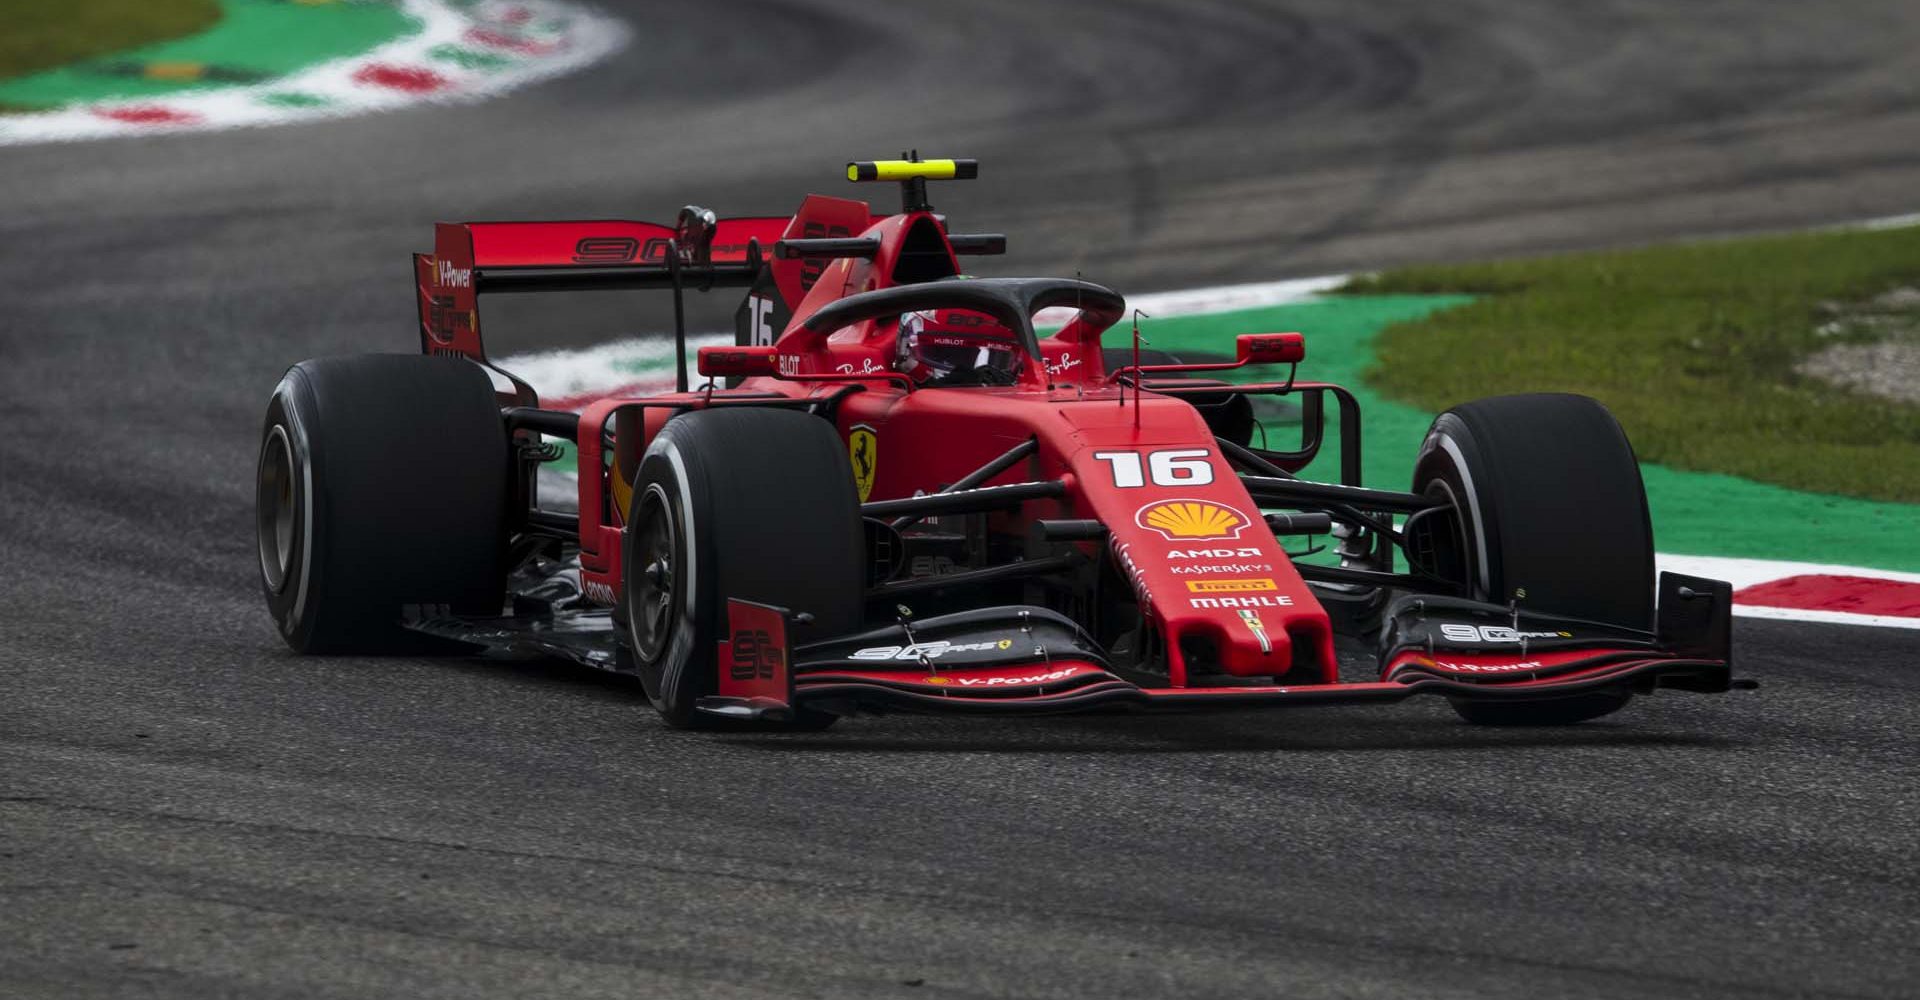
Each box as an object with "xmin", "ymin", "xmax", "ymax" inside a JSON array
[{"xmin": 1135, "ymin": 499, "xmax": 1250, "ymax": 541}]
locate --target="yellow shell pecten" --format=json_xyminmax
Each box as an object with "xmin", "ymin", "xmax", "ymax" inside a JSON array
[{"xmin": 1138, "ymin": 500, "xmax": 1246, "ymax": 540}]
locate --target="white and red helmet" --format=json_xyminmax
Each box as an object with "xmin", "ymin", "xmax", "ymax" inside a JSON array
[{"xmin": 894, "ymin": 308, "xmax": 1021, "ymax": 386}]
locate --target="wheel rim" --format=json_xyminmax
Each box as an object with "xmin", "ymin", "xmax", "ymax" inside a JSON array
[
  {"xmin": 1420, "ymin": 477, "xmax": 1475, "ymax": 598},
  {"xmin": 628, "ymin": 482, "xmax": 678, "ymax": 663},
  {"xmin": 257, "ymin": 425, "xmax": 296, "ymax": 594}
]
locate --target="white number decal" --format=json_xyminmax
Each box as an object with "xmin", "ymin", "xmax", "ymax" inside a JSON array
[
  {"xmin": 1150, "ymin": 449, "xmax": 1213, "ymax": 485},
  {"xmin": 1094, "ymin": 449, "xmax": 1215, "ymax": 488},
  {"xmin": 748, "ymin": 295, "xmax": 775, "ymax": 345},
  {"xmin": 1093, "ymin": 451, "xmax": 1145, "ymax": 488}
]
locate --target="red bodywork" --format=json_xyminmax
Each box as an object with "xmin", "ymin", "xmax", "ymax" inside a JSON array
[
  {"xmin": 414, "ymin": 179, "xmax": 1735, "ymax": 717},
  {"xmin": 524, "ymin": 200, "xmax": 1336, "ymax": 684}
]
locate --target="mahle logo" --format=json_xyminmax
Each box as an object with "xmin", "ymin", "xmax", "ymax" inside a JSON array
[{"xmin": 1190, "ymin": 595, "xmax": 1294, "ymax": 609}]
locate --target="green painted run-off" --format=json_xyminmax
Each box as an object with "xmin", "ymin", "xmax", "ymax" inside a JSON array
[
  {"xmin": 0, "ymin": 0, "xmax": 415, "ymax": 109},
  {"xmin": 1140, "ymin": 296, "xmax": 1920, "ymax": 573}
]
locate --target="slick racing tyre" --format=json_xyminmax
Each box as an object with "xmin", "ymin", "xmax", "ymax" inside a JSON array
[
  {"xmin": 257, "ymin": 354, "xmax": 508, "ymax": 653},
  {"xmin": 622, "ymin": 408, "xmax": 863, "ymax": 729},
  {"xmin": 1410, "ymin": 393, "xmax": 1653, "ymax": 726}
]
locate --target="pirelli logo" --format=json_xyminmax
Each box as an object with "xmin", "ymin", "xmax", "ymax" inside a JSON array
[{"xmin": 1185, "ymin": 578, "xmax": 1278, "ymax": 594}]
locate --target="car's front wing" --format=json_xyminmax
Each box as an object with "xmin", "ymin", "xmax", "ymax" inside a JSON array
[{"xmin": 696, "ymin": 572, "xmax": 1747, "ymax": 721}]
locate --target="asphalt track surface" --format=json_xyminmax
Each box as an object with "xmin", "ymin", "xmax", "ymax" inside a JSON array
[{"xmin": 3, "ymin": 1, "xmax": 1919, "ymax": 996}]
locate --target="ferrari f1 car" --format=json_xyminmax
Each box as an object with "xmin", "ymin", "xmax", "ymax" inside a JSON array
[{"xmin": 255, "ymin": 157, "xmax": 1745, "ymax": 729}]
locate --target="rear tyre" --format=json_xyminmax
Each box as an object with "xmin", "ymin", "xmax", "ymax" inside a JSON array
[
  {"xmin": 622, "ymin": 408, "xmax": 863, "ymax": 729},
  {"xmin": 257, "ymin": 355, "xmax": 508, "ymax": 653},
  {"xmin": 1409, "ymin": 393, "xmax": 1652, "ymax": 725}
]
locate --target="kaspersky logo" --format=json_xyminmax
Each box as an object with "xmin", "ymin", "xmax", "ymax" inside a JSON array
[{"xmin": 1135, "ymin": 499, "xmax": 1250, "ymax": 541}]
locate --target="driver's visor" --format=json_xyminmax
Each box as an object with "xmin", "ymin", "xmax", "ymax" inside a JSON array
[{"xmin": 916, "ymin": 332, "xmax": 1018, "ymax": 373}]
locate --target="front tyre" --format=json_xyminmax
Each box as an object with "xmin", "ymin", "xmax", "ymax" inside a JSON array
[
  {"xmin": 256, "ymin": 355, "xmax": 508, "ymax": 653},
  {"xmin": 622, "ymin": 408, "xmax": 864, "ymax": 729},
  {"xmin": 1410, "ymin": 393, "xmax": 1652, "ymax": 725}
]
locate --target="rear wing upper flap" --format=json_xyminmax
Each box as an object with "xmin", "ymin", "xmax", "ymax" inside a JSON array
[
  {"xmin": 416, "ymin": 215, "xmax": 792, "ymax": 365},
  {"xmin": 460, "ymin": 217, "xmax": 790, "ymax": 268}
]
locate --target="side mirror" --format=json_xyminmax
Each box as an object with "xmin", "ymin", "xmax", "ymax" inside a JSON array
[
  {"xmin": 697, "ymin": 345, "xmax": 780, "ymax": 378},
  {"xmin": 1236, "ymin": 332, "xmax": 1305, "ymax": 366}
]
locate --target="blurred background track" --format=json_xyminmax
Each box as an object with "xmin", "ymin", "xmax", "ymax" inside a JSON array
[{"xmin": 2, "ymin": 2, "xmax": 1917, "ymax": 996}]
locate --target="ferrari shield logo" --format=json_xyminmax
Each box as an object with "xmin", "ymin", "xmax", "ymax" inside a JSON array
[
  {"xmin": 849, "ymin": 424, "xmax": 878, "ymax": 502},
  {"xmin": 1238, "ymin": 609, "xmax": 1273, "ymax": 654}
]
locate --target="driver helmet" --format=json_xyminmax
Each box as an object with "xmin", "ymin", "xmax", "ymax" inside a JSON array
[{"xmin": 894, "ymin": 308, "xmax": 1021, "ymax": 386}]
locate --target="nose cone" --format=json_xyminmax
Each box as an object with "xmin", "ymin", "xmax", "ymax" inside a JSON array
[{"xmin": 1055, "ymin": 403, "xmax": 1334, "ymax": 684}]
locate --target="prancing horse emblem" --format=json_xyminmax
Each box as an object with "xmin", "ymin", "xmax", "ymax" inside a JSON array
[{"xmin": 849, "ymin": 424, "xmax": 878, "ymax": 502}]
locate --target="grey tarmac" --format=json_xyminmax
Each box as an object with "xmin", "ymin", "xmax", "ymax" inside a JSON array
[{"xmin": 2, "ymin": 2, "xmax": 1917, "ymax": 996}]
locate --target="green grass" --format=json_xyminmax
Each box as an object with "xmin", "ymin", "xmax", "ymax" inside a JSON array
[
  {"xmin": 1345, "ymin": 225, "xmax": 1920, "ymax": 502},
  {"xmin": 0, "ymin": 0, "xmax": 416, "ymax": 112},
  {"xmin": 0, "ymin": 0, "xmax": 220, "ymax": 104}
]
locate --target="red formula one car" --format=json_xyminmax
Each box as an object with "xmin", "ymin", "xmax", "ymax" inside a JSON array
[{"xmin": 255, "ymin": 157, "xmax": 1745, "ymax": 729}]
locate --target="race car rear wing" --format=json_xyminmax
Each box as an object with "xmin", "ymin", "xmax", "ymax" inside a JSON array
[
  {"xmin": 414, "ymin": 208, "xmax": 789, "ymax": 395},
  {"xmin": 416, "ymin": 158, "xmax": 996, "ymax": 400}
]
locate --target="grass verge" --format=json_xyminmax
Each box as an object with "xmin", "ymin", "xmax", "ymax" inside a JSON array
[
  {"xmin": 1346, "ymin": 225, "xmax": 1920, "ymax": 502},
  {"xmin": 0, "ymin": 1, "xmax": 221, "ymax": 94}
]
